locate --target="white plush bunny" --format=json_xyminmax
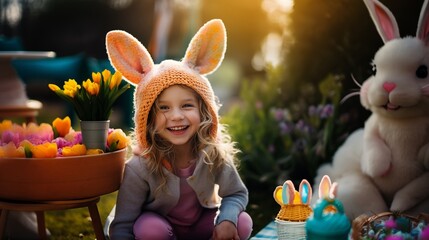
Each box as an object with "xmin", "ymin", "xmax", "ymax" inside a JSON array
[{"xmin": 314, "ymin": 0, "xmax": 429, "ymax": 219}]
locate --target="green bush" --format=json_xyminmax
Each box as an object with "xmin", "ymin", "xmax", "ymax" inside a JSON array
[{"xmin": 224, "ymin": 65, "xmax": 352, "ymax": 189}]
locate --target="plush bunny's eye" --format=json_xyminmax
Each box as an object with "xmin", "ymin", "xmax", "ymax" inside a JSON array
[
  {"xmin": 371, "ymin": 64, "xmax": 377, "ymax": 76},
  {"xmin": 416, "ymin": 65, "xmax": 428, "ymax": 79}
]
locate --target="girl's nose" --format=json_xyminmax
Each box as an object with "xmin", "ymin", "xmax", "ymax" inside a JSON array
[
  {"xmin": 170, "ymin": 108, "xmax": 184, "ymax": 120},
  {"xmin": 383, "ymin": 82, "xmax": 396, "ymax": 93}
]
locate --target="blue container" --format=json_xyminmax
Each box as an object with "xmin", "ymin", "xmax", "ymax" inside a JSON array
[{"xmin": 306, "ymin": 198, "xmax": 351, "ymax": 240}]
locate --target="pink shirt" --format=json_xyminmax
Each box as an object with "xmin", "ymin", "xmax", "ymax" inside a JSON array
[{"xmin": 167, "ymin": 162, "xmax": 203, "ymax": 226}]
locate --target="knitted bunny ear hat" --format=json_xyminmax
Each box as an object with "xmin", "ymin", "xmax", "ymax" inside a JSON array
[{"xmin": 106, "ymin": 19, "xmax": 227, "ymax": 150}]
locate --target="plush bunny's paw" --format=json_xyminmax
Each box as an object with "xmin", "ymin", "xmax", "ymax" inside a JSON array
[
  {"xmin": 417, "ymin": 143, "xmax": 429, "ymax": 169},
  {"xmin": 362, "ymin": 147, "xmax": 392, "ymax": 177},
  {"xmin": 390, "ymin": 194, "xmax": 412, "ymax": 212}
]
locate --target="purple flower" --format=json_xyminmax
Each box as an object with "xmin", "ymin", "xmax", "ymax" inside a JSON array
[
  {"xmin": 52, "ymin": 137, "xmax": 73, "ymax": 149},
  {"xmin": 255, "ymin": 101, "xmax": 263, "ymax": 109},
  {"xmin": 384, "ymin": 218, "xmax": 397, "ymax": 229},
  {"xmin": 279, "ymin": 121, "xmax": 291, "ymax": 135},
  {"xmin": 308, "ymin": 105, "xmax": 317, "ymax": 117},
  {"xmin": 385, "ymin": 235, "xmax": 403, "ymax": 240},
  {"xmin": 295, "ymin": 120, "xmax": 312, "ymax": 134},
  {"xmin": 271, "ymin": 108, "xmax": 285, "ymax": 122},
  {"xmin": 268, "ymin": 144, "xmax": 275, "ymax": 153},
  {"xmin": 25, "ymin": 135, "xmax": 47, "ymax": 145},
  {"xmin": 71, "ymin": 132, "xmax": 83, "ymax": 145},
  {"xmin": 421, "ymin": 226, "xmax": 429, "ymax": 240},
  {"xmin": 320, "ymin": 104, "xmax": 334, "ymax": 119},
  {"xmin": 1, "ymin": 131, "xmax": 20, "ymax": 146},
  {"xmin": 295, "ymin": 120, "xmax": 306, "ymax": 131}
]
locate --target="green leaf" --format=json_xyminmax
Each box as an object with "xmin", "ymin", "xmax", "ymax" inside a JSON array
[
  {"xmin": 24, "ymin": 145, "xmax": 32, "ymax": 158},
  {"xmin": 53, "ymin": 126, "xmax": 59, "ymax": 139}
]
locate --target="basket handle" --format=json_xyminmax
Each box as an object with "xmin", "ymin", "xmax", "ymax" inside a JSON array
[{"xmin": 313, "ymin": 198, "xmax": 345, "ymax": 220}]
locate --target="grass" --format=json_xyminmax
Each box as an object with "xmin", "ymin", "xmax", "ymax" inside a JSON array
[
  {"xmin": 44, "ymin": 192, "xmax": 117, "ymax": 239},
  {"xmin": 42, "ymin": 188, "xmax": 278, "ymax": 239}
]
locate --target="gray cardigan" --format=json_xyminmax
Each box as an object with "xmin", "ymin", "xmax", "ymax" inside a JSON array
[{"xmin": 109, "ymin": 153, "xmax": 249, "ymax": 240}]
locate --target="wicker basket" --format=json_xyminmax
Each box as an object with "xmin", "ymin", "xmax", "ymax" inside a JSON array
[
  {"xmin": 275, "ymin": 204, "xmax": 312, "ymax": 240},
  {"xmin": 276, "ymin": 204, "xmax": 313, "ymax": 222},
  {"xmin": 275, "ymin": 218, "xmax": 307, "ymax": 240},
  {"xmin": 351, "ymin": 212, "xmax": 429, "ymax": 239}
]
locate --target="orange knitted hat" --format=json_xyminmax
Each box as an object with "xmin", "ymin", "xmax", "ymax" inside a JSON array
[{"xmin": 106, "ymin": 19, "xmax": 227, "ymax": 150}]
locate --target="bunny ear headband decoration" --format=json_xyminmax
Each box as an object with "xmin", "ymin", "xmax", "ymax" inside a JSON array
[
  {"xmin": 273, "ymin": 179, "xmax": 312, "ymax": 205},
  {"xmin": 364, "ymin": 0, "xmax": 429, "ymax": 44},
  {"xmin": 318, "ymin": 175, "xmax": 338, "ymax": 200},
  {"xmin": 105, "ymin": 19, "xmax": 226, "ymax": 150}
]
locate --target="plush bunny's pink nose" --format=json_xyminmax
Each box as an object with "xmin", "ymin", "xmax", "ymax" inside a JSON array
[{"xmin": 383, "ymin": 82, "xmax": 396, "ymax": 92}]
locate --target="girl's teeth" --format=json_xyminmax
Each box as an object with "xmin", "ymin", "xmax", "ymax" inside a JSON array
[{"xmin": 170, "ymin": 126, "xmax": 185, "ymax": 130}]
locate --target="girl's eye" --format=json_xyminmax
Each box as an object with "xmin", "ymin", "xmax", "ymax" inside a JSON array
[
  {"xmin": 183, "ymin": 103, "xmax": 194, "ymax": 108},
  {"xmin": 159, "ymin": 105, "xmax": 169, "ymax": 110}
]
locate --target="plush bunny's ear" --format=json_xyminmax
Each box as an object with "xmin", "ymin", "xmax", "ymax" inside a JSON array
[
  {"xmin": 106, "ymin": 30, "xmax": 155, "ymax": 85},
  {"xmin": 363, "ymin": 0, "xmax": 400, "ymax": 43},
  {"xmin": 299, "ymin": 179, "xmax": 312, "ymax": 204},
  {"xmin": 182, "ymin": 19, "xmax": 226, "ymax": 75},
  {"xmin": 417, "ymin": 0, "xmax": 429, "ymax": 44}
]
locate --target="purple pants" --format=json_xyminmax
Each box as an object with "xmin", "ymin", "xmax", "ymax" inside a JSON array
[{"xmin": 133, "ymin": 209, "xmax": 253, "ymax": 240}]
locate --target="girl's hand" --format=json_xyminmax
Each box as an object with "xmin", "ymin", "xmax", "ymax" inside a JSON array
[{"xmin": 212, "ymin": 220, "xmax": 240, "ymax": 240}]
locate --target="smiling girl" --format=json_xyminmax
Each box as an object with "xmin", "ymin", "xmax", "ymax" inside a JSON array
[{"xmin": 105, "ymin": 19, "xmax": 253, "ymax": 240}]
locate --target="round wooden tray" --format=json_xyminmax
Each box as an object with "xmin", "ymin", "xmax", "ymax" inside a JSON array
[{"xmin": 0, "ymin": 148, "xmax": 127, "ymax": 201}]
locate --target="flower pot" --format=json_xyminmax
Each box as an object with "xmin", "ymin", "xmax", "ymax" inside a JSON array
[
  {"xmin": 80, "ymin": 120, "xmax": 110, "ymax": 150},
  {"xmin": 0, "ymin": 148, "xmax": 127, "ymax": 201}
]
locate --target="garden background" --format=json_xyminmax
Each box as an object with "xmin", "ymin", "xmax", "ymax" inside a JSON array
[{"xmin": 0, "ymin": 0, "xmax": 424, "ymax": 238}]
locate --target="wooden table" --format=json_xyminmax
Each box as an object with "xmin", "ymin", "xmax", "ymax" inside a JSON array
[
  {"xmin": 0, "ymin": 197, "xmax": 105, "ymax": 240},
  {"xmin": 0, "ymin": 99, "xmax": 42, "ymax": 123}
]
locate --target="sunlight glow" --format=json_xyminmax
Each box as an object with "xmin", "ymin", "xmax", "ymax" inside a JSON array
[
  {"xmin": 107, "ymin": 0, "xmax": 133, "ymax": 9},
  {"xmin": 262, "ymin": 0, "xmax": 294, "ymax": 14},
  {"xmin": 252, "ymin": 33, "xmax": 284, "ymax": 71},
  {"xmin": 4, "ymin": 0, "xmax": 22, "ymax": 27}
]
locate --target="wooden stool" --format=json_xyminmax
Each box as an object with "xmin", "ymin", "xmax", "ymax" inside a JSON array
[{"xmin": 0, "ymin": 197, "xmax": 105, "ymax": 240}]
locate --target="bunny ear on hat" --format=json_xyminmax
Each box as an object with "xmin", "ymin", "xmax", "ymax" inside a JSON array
[
  {"xmin": 106, "ymin": 30, "xmax": 155, "ymax": 85},
  {"xmin": 182, "ymin": 19, "xmax": 227, "ymax": 75}
]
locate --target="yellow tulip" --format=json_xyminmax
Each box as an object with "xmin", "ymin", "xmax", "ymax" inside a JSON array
[
  {"xmin": 31, "ymin": 142, "xmax": 58, "ymax": 158},
  {"xmin": 92, "ymin": 72, "xmax": 101, "ymax": 84},
  {"xmin": 48, "ymin": 84, "xmax": 61, "ymax": 91},
  {"xmin": 102, "ymin": 69, "xmax": 111, "ymax": 83},
  {"xmin": 109, "ymin": 71, "xmax": 123, "ymax": 89},
  {"xmin": 0, "ymin": 120, "xmax": 13, "ymax": 134},
  {"xmin": 49, "ymin": 68, "xmax": 130, "ymax": 121},
  {"xmin": 83, "ymin": 79, "xmax": 100, "ymax": 95},
  {"xmin": 62, "ymin": 144, "xmax": 87, "ymax": 156},
  {"xmin": 107, "ymin": 129, "xmax": 130, "ymax": 151},
  {"xmin": 53, "ymin": 116, "xmax": 71, "ymax": 137},
  {"xmin": 63, "ymin": 79, "xmax": 81, "ymax": 98},
  {"xmin": 86, "ymin": 149, "xmax": 104, "ymax": 155}
]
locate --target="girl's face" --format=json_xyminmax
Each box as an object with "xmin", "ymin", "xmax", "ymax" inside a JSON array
[{"xmin": 154, "ymin": 85, "xmax": 201, "ymax": 147}]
